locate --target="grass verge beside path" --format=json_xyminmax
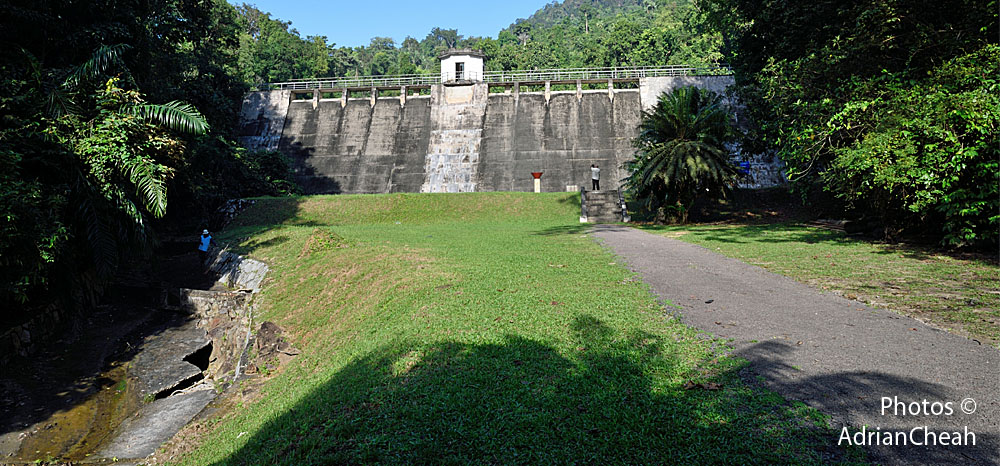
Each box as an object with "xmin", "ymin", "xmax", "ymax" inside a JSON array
[
  {"xmin": 639, "ymin": 222, "xmax": 1000, "ymax": 347},
  {"xmin": 171, "ymin": 193, "xmax": 863, "ymax": 465}
]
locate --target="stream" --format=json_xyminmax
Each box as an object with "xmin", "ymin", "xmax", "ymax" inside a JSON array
[{"xmin": 0, "ymin": 243, "xmax": 233, "ymax": 463}]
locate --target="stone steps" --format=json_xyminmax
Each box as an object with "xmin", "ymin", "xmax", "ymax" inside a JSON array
[{"xmin": 581, "ymin": 190, "xmax": 627, "ymax": 223}]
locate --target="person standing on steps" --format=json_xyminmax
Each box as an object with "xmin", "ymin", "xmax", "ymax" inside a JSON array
[
  {"xmin": 591, "ymin": 164, "xmax": 601, "ymax": 191},
  {"xmin": 198, "ymin": 229, "xmax": 213, "ymax": 265}
]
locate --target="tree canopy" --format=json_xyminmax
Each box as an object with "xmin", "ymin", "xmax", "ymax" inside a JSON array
[
  {"xmin": 701, "ymin": 0, "xmax": 998, "ymax": 246},
  {"xmin": 0, "ymin": 0, "xmax": 298, "ymax": 321}
]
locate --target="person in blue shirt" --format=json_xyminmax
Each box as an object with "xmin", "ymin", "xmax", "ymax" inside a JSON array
[{"xmin": 198, "ymin": 229, "xmax": 213, "ymax": 264}]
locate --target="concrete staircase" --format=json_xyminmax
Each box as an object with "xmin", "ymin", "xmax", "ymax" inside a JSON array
[{"xmin": 581, "ymin": 189, "xmax": 628, "ymax": 223}]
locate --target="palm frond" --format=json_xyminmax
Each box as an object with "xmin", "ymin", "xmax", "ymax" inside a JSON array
[
  {"xmin": 11, "ymin": 48, "xmax": 79, "ymax": 117},
  {"xmin": 108, "ymin": 187, "xmax": 153, "ymax": 248},
  {"xmin": 45, "ymin": 86, "xmax": 82, "ymax": 118},
  {"xmin": 63, "ymin": 44, "xmax": 131, "ymax": 89},
  {"xmin": 75, "ymin": 191, "xmax": 118, "ymax": 280},
  {"xmin": 626, "ymin": 85, "xmax": 739, "ymax": 220},
  {"xmin": 123, "ymin": 160, "xmax": 169, "ymax": 218},
  {"xmin": 127, "ymin": 101, "xmax": 209, "ymax": 135},
  {"xmin": 13, "ymin": 46, "xmax": 44, "ymax": 85}
]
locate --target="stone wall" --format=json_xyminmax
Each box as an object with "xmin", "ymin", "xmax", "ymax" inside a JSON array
[
  {"xmin": 162, "ymin": 246, "xmax": 270, "ymax": 381},
  {"xmin": 0, "ymin": 304, "xmax": 67, "ymax": 361},
  {"xmin": 176, "ymin": 288, "xmax": 252, "ymax": 380},
  {"xmin": 421, "ymin": 84, "xmax": 489, "ymax": 193},
  {"xmin": 0, "ymin": 248, "xmax": 268, "ymax": 364}
]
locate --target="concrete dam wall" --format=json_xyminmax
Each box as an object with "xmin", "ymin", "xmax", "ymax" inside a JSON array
[
  {"xmin": 275, "ymin": 97, "xmax": 431, "ymax": 193},
  {"xmin": 239, "ymin": 75, "xmax": 783, "ymax": 194}
]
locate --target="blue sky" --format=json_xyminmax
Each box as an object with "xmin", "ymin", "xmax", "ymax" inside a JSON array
[{"xmin": 230, "ymin": 0, "xmax": 551, "ymax": 48}]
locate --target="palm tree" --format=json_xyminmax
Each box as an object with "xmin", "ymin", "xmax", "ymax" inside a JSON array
[
  {"xmin": 73, "ymin": 79, "xmax": 208, "ymax": 283},
  {"xmin": 624, "ymin": 86, "xmax": 737, "ymax": 223},
  {"xmin": 15, "ymin": 44, "xmax": 208, "ymax": 305}
]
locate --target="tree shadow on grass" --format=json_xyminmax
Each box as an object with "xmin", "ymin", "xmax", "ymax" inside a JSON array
[
  {"xmin": 639, "ymin": 222, "xmax": 999, "ymax": 267},
  {"xmin": 215, "ymin": 197, "xmax": 326, "ymax": 257},
  {"xmin": 534, "ymin": 224, "xmax": 637, "ymax": 237},
  {"xmin": 869, "ymin": 243, "xmax": 1000, "ymax": 266},
  {"xmin": 222, "ymin": 234, "xmax": 291, "ymax": 256},
  {"xmin": 637, "ymin": 223, "xmax": 861, "ymax": 246},
  {"xmin": 213, "ymin": 316, "xmax": 865, "ymax": 465},
  {"xmin": 533, "ymin": 224, "xmax": 592, "ymax": 236},
  {"xmin": 690, "ymin": 224, "xmax": 856, "ymax": 246},
  {"xmin": 556, "ymin": 192, "xmax": 582, "ymax": 208}
]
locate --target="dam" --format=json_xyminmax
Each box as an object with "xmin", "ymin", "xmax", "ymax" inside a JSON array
[{"xmin": 238, "ymin": 49, "xmax": 784, "ymax": 194}]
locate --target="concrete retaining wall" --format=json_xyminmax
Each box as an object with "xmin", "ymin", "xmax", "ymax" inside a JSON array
[
  {"xmin": 241, "ymin": 75, "xmax": 783, "ymax": 193},
  {"xmin": 276, "ymin": 97, "xmax": 432, "ymax": 194}
]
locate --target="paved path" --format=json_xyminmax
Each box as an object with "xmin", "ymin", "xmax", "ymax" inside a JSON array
[{"xmin": 592, "ymin": 225, "xmax": 999, "ymax": 465}]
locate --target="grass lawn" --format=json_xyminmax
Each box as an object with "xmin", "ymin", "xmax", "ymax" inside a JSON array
[
  {"xmin": 638, "ymin": 222, "xmax": 1000, "ymax": 347},
  {"xmin": 166, "ymin": 193, "xmax": 863, "ymax": 465}
]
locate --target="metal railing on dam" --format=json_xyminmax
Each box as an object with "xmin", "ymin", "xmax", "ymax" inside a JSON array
[{"xmin": 261, "ymin": 65, "xmax": 732, "ymax": 91}]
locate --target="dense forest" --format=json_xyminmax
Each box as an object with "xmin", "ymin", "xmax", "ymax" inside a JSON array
[{"xmin": 0, "ymin": 0, "xmax": 996, "ymax": 325}]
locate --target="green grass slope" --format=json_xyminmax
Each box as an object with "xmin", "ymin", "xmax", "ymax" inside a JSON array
[{"xmin": 176, "ymin": 192, "xmax": 862, "ymax": 465}]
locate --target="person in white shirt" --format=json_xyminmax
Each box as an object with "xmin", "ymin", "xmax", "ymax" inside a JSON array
[
  {"xmin": 198, "ymin": 229, "xmax": 213, "ymax": 264},
  {"xmin": 591, "ymin": 164, "xmax": 601, "ymax": 191}
]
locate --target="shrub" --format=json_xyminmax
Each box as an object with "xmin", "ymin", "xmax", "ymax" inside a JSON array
[
  {"xmin": 821, "ymin": 45, "xmax": 999, "ymax": 246},
  {"xmin": 623, "ymin": 86, "xmax": 738, "ymax": 223}
]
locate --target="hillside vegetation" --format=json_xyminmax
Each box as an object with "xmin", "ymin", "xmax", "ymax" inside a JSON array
[
  {"xmin": 236, "ymin": 0, "xmax": 722, "ymax": 85},
  {"xmin": 164, "ymin": 193, "xmax": 861, "ymax": 464}
]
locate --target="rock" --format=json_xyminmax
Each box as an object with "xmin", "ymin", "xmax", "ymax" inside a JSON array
[
  {"xmin": 252, "ymin": 322, "xmax": 300, "ymax": 372},
  {"xmin": 131, "ymin": 325, "xmax": 211, "ymax": 399},
  {"xmin": 206, "ymin": 249, "xmax": 269, "ymax": 292}
]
